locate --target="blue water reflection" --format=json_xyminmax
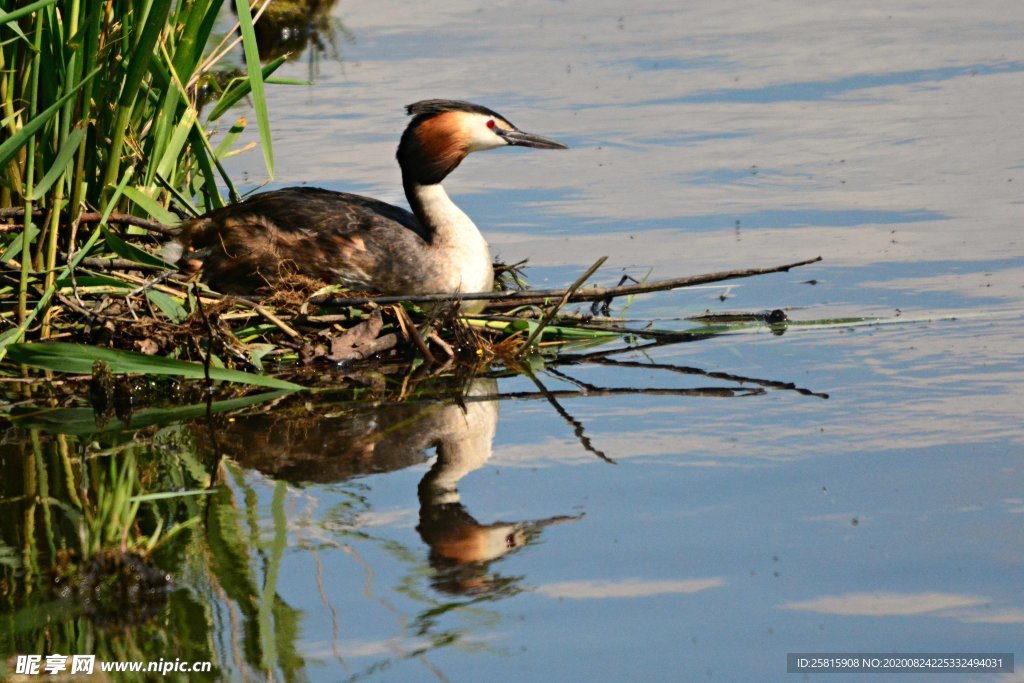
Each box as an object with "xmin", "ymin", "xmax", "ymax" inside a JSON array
[{"xmin": 8, "ymin": 0, "xmax": 1023, "ymax": 680}]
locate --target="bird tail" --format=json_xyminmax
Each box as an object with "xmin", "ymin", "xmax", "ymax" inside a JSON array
[{"xmin": 161, "ymin": 238, "xmax": 185, "ymax": 264}]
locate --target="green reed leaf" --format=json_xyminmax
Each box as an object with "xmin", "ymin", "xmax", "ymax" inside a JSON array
[
  {"xmin": 233, "ymin": 0, "xmax": 274, "ymax": 177},
  {"xmin": 6, "ymin": 342, "xmax": 303, "ymax": 390}
]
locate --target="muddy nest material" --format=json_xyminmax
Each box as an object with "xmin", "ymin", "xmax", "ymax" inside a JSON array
[{"xmin": 51, "ymin": 549, "xmax": 172, "ymax": 628}]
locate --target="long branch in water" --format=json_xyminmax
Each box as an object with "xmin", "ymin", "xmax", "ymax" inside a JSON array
[{"xmin": 316, "ymin": 257, "xmax": 823, "ymax": 308}]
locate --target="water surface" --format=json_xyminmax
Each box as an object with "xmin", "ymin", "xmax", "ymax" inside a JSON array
[{"xmin": 5, "ymin": 0, "xmax": 1024, "ymax": 680}]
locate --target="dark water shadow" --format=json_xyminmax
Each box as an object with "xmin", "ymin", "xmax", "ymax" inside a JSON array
[{"xmin": 245, "ymin": 0, "xmax": 351, "ymax": 70}]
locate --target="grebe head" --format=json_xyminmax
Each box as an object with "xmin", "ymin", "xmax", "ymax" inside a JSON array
[{"xmin": 397, "ymin": 99, "xmax": 567, "ymax": 185}]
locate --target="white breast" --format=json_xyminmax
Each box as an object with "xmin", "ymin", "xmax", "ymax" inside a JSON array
[{"xmin": 411, "ymin": 183, "xmax": 494, "ymax": 296}]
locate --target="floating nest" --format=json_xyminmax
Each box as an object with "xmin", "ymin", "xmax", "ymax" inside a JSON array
[{"xmin": 1, "ymin": 210, "xmax": 822, "ymax": 383}]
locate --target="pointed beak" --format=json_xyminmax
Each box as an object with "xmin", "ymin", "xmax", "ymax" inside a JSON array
[{"xmin": 499, "ymin": 129, "xmax": 569, "ymax": 150}]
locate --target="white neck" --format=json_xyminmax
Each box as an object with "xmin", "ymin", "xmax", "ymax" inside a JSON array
[
  {"xmin": 421, "ymin": 381, "xmax": 499, "ymax": 504},
  {"xmin": 408, "ymin": 183, "xmax": 494, "ymax": 295}
]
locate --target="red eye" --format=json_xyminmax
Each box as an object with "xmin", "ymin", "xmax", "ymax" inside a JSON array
[{"xmin": 486, "ymin": 119, "xmax": 496, "ymax": 129}]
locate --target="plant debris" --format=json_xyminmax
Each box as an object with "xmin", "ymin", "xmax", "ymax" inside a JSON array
[{"xmin": 51, "ymin": 549, "xmax": 172, "ymax": 629}]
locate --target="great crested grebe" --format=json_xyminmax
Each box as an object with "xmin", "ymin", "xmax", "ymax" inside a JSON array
[{"xmin": 165, "ymin": 99, "xmax": 567, "ymax": 301}]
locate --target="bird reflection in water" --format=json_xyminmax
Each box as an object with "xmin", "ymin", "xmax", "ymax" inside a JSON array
[
  {"xmin": 206, "ymin": 376, "xmax": 581, "ymax": 596},
  {"xmin": 413, "ymin": 380, "xmax": 581, "ymax": 594},
  {"xmin": 241, "ymin": 0, "xmax": 343, "ymax": 64}
]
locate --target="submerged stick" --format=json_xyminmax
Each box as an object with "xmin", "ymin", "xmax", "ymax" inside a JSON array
[
  {"xmin": 318, "ymin": 257, "xmax": 822, "ymax": 308},
  {"xmin": 524, "ymin": 368, "xmax": 615, "ymax": 464},
  {"xmin": 192, "ymin": 283, "xmax": 215, "ymax": 392},
  {"xmin": 581, "ymin": 357, "xmax": 830, "ymax": 399}
]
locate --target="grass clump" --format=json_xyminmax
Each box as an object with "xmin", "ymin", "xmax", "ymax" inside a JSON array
[{"xmin": 0, "ymin": 0, "xmax": 281, "ymax": 354}]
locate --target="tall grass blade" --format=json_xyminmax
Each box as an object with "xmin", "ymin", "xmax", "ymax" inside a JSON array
[
  {"xmin": 233, "ymin": 0, "xmax": 274, "ymax": 177},
  {"xmin": 155, "ymin": 172, "xmax": 203, "ymax": 217},
  {"xmin": 29, "ymin": 124, "xmax": 86, "ymax": 200},
  {"xmin": 213, "ymin": 117, "xmax": 248, "ymax": 158},
  {"xmin": 0, "ymin": 0, "xmax": 60, "ymax": 26},
  {"xmin": 0, "ymin": 72, "xmax": 95, "ymax": 169},
  {"xmin": 0, "ymin": 169, "xmax": 134, "ymax": 356},
  {"xmin": 99, "ymin": 225, "xmax": 171, "ymax": 267},
  {"xmin": 99, "ymin": 0, "xmax": 174, "ymax": 196},
  {"xmin": 187, "ymin": 125, "xmax": 230, "ymax": 208},
  {"xmin": 207, "ymin": 56, "xmax": 287, "ymax": 122},
  {"xmin": 121, "ymin": 186, "xmax": 179, "ymax": 225},
  {"xmin": 154, "ymin": 105, "xmax": 199, "ymax": 183},
  {"xmin": 1, "ymin": 226, "xmax": 40, "ymax": 263}
]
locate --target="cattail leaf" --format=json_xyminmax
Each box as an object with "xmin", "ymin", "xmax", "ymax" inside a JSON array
[
  {"xmin": 30, "ymin": 124, "xmax": 86, "ymax": 200},
  {"xmin": 207, "ymin": 56, "xmax": 288, "ymax": 122},
  {"xmin": 6, "ymin": 342, "xmax": 303, "ymax": 390},
  {"xmin": 0, "ymin": 72, "xmax": 95, "ymax": 168},
  {"xmin": 122, "ymin": 186, "xmax": 179, "ymax": 226},
  {"xmin": 0, "ymin": 0, "xmax": 59, "ymax": 26},
  {"xmin": 99, "ymin": 225, "xmax": 171, "ymax": 267},
  {"xmin": 233, "ymin": 0, "xmax": 274, "ymax": 176},
  {"xmin": 145, "ymin": 290, "xmax": 188, "ymax": 323}
]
